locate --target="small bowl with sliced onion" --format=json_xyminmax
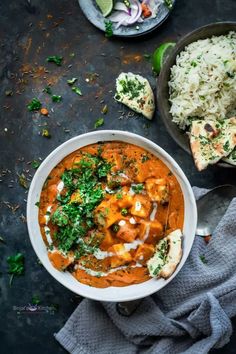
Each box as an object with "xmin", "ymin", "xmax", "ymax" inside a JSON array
[{"xmin": 27, "ymin": 130, "xmax": 197, "ymax": 302}]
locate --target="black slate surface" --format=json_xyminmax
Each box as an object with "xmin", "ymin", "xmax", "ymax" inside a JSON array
[{"xmin": 0, "ymin": 0, "xmax": 236, "ymax": 353}]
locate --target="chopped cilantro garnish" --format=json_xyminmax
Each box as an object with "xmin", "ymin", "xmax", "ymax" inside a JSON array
[
  {"xmin": 104, "ymin": 20, "xmax": 113, "ymax": 38},
  {"xmin": 46, "ymin": 55, "xmax": 63, "ymax": 66},
  {"xmin": 112, "ymin": 224, "xmax": 119, "ymax": 233},
  {"xmin": 35, "ymin": 201, "xmax": 40, "ymax": 207},
  {"xmin": 116, "ymin": 193, "xmax": 123, "ymax": 200},
  {"xmin": 52, "ymin": 154, "xmax": 111, "ymax": 252},
  {"xmin": 118, "ymin": 77, "xmax": 145, "ymax": 100},
  {"xmin": 131, "ymin": 184, "xmax": 144, "ymax": 194},
  {"xmin": 121, "ymin": 208, "xmax": 128, "ymax": 216},
  {"xmin": 52, "ymin": 95, "xmax": 62, "ymax": 102},
  {"xmin": 94, "ymin": 118, "xmax": 104, "ymax": 129},
  {"xmin": 27, "ymin": 98, "xmax": 42, "ymax": 111},
  {"xmin": 141, "ymin": 155, "xmax": 150, "ymax": 163}
]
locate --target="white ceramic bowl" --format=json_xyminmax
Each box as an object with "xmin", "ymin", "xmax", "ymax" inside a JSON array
[{"xmin": 27, "ymin": 130, "xmax": 197, "ymax": 302}]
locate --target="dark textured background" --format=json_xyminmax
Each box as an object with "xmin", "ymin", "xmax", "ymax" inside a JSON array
[{"xmin": 0, "ymin": 0, "xmax": 236, "ymax": 353}]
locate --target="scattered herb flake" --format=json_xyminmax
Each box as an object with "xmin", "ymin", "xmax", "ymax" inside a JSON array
[
  {"xmin": 104, "ymin": 20, "xmax": 113, "ymax": 38},
  {"xmin": 199, "ymin": 255, "xmax": 208, "ymax": 264},
  {"xmin": 67, "ymin": 78, "xmax": 78, "ymax": 85},
  {"xmin": 5, "ymin": 90, "xmax": 13, "ymax": 96},
  {"xmin": 116, "ymin": 193, "xmax": 123, "ymax": 200},
  {"xmin": 27, "ymin": 98, "xmax": 42, "ymax": 112},
  {"xmin": 164, "ymin": 0, "xmax": 173, "ymax": 9},
  {"xmin": 52, "ymin": 95, "xmax": 62, "ymax": 103},
  {"xmin": 131, "ymin": 184, "xmax": 144, "ymax": 194},
  {"xmin": 72, "ymin": 86, "xmax": 82, "ymax": 96},
  {"xmin": 32, "ymin": 295, "xmax": 41, "ymax": 305},
  {"xmin": 35, "ymin": 201, "xmax": 40, "ymax": 207},
  {"xmin": 94, "ymin": 118, "xmax": 104, "ymax": 129},
  {"xmin": 18, "ymin": 173, "xmax": 28, "ymax": 189},
  {"xmin": 101, "ymin": 104, "xmax": 108, "ymax": 114},
  {"xmin": 43, "ymin": 86, "xmax": 52, "ymax": 95},
  {"xmin": 141, "ymin": 155, "xmax": 150, "ymax": 163},
  {"xmin": 31, "ymin": 160, "xmax": 41, "ymax": 169},
  {"xmin": 41, "ymin": 129, "xmax": 51, "ymax": 138},
  {"xmin": 46, "ymin": 55, "xmax": 63, "ymax": 66}
]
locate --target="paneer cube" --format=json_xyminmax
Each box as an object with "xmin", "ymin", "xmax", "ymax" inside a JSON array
[
  {"xmin": 48, "ymin": 250, "xmax": 74, "ymax": 270},
  {"xmin": 100, "ymin": 229, "xmax": 115, "ymax": 248},
  {"xmin": 139, "ymin": 220, "xmax": 163, "ymax": 243},
  {"xmin": 116, "ymin": 222, "xmax": 139, "ymax": 243},
  {"xmin": 130, "ymin": 195, "xmax": 151, "ymax": 218},
  {"xmin": 145, "ymin": 178, "xmax": 169, "ymax": 204},
  {"xmin": 117, "ymin": 193, "xmax": 133, "ymax": 209},
  {"xmin": 134, "ymin": 244, "xmax": 155, "ymax": 264},
  {"xmin": 108, "ymin": 244, "xmax": 132, "ymax": 268},
  {"xmin": 95, "ymin": 200, "xmax": 120, "ymax": 228}
]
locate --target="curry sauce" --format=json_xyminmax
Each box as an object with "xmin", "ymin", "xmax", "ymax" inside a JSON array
[{"xmin": 39, "ymin": 142, "xmax": 184, "ymax": 288}]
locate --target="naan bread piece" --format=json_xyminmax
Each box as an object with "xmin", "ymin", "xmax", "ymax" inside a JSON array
[
  {"xmin": 190, "ymin": 117, "xmax": 236, "ymax": 171},
  {"xmin": 147, "ymin": 229, "xmax": 182, "ymax": 279},
  {"xmin": 114, "ymin": 72, "xmax": 155, "ymax": 120},
  {"xmin": 222, "ymin": 148, "xmax": 236, "ymax": 166}
]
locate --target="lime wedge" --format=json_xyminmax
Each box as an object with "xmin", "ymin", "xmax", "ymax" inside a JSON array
[
  {"xmin": 152, "ymin": 42, "xmax": 176, "ymax": 74},
  {"xmin": 96, "ymin": 0, "xmax": 113, "ymax": 17}
]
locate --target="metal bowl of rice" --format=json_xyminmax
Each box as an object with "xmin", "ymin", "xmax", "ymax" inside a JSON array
[{"xmin": 157, "ymin": 22, "xmax": 236, "ymax": 168}]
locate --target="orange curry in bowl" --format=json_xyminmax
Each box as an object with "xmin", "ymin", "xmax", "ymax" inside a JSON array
[{"xmin": 38, "ymin": 142, "xmax": 184, "ymax": 288}]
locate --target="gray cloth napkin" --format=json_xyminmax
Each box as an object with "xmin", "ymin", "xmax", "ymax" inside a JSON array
[{"xmin": 55, "ymin": 187, "xmax": 236, "ymax": 354}]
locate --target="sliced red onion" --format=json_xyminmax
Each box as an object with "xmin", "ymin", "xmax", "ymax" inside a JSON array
[
  {"xmin": 114, "ymin": 2, "xmax": 130, "ymax": 14},
  {"xmin": 108, "ymin": 0, "xmax": 142, "ymax": 28}
]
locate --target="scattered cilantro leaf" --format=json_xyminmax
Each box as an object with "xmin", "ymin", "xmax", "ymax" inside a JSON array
[
  {"xmin": 164, "ymin": 0, "xmax": 173, "ymax": 9},
  {"xmin": 7, "ymin": 253, "xmax": 24, "ymax": 285},
  {"xmin": 31, "ymin": 160, "xmax": 41, "ymax": 169},
  {"xmin": 46, "ymin": 55, "xmax": 63, "ymax": 66},
  {"xmin": 199, "ymin": 255, "xmax": 207, "ymax": 264},
  {"xmin": 94, "ymin": 118, "xmax": 104, "ymax": 129},
  {"xmin": 67, "ymin": 78, "xmax": 78, "ymax": 85},
  {"xmin": 27, "ymin": 98, "xmax": 42, "ymax": 111},
  {"xmin": 35, "ymin": 201, "xmax": 40, "ymax": 207},
  {"xmin": 104, "ymin": 20, "xmax": 113, "ymax": 38},
  {"xmin": 72, "ymin": 86, "xmax": 82, "ymax": 96},
  {"xmin": 32, "ymin": 295, "xmax": 41, "ymax": 305},
  {"xmin": 52, "ymin": 95, "xmax": 62, "ymax": 102}
]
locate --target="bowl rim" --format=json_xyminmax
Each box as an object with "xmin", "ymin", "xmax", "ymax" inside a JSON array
[
  {"xmin": 27, "ymin": 130, "xmax": 197, "ymax": 302},
  {"xmin": 157, "ymin": 21, "xmax": 236, "ymax": 168}
]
